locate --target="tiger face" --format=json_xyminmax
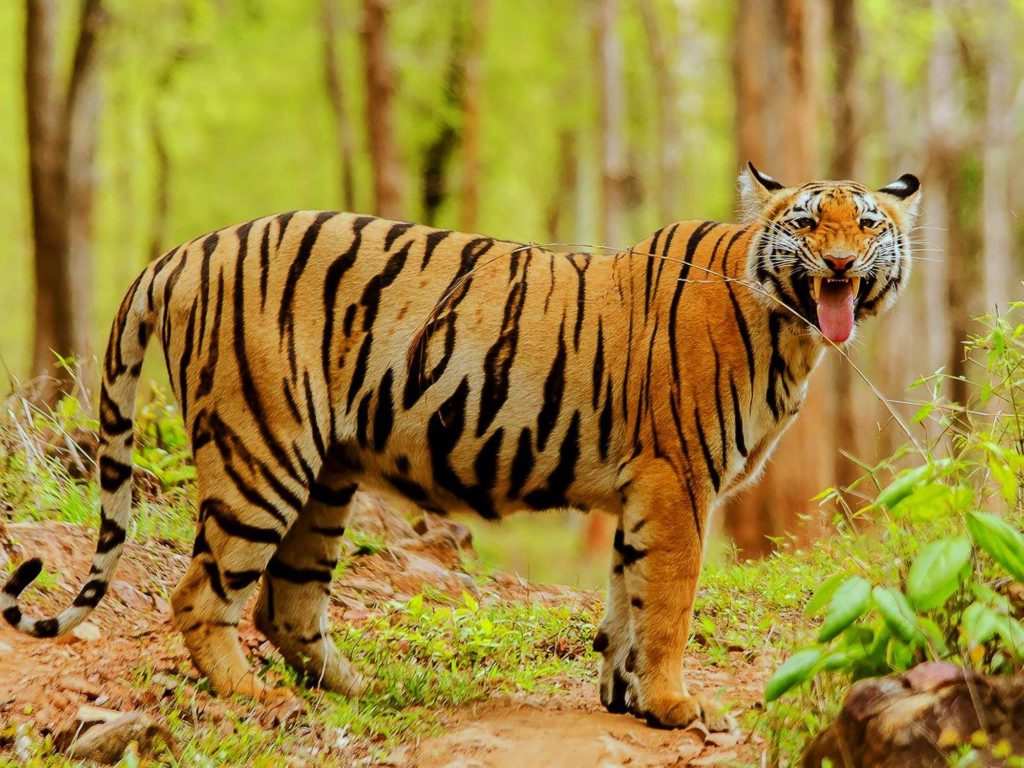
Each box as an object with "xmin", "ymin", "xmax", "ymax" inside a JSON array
[{"xmin": 739, "ymin": 163, "xmax": 921, "ymax": 344}]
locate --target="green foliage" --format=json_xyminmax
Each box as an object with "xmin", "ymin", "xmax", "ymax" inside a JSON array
[{"xmin": 766, "ymin": 309, "xmax": 1024, "ymax": 715}]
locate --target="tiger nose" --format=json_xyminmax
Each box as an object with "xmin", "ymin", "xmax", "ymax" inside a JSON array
[{"xmin": 823, "ymin": 253, "xmax": 855, "ymax": 274}]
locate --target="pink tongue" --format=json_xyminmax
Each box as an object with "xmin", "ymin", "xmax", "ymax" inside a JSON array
[{"xmin": 816, "ymin": 281, "xmax": 855, "ymax": 343}]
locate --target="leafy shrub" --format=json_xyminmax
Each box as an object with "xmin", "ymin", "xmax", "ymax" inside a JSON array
[{"xmin": 766, "ymin": 307, "xmax": 1024, "ymax": 703}]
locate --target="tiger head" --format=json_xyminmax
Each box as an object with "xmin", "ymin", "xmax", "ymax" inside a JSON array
[{"xmin": 738, "ymin": 162, "xmax": 920, "ymax": 345}]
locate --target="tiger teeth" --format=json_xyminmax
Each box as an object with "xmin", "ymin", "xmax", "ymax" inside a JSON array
[
  {"xmin": 850, "ymin": 276, "xmax": 861, "ymax": 296},
  {"xmin": 812, "ymin": 276, "xmax": 822, "ymax": 301}
]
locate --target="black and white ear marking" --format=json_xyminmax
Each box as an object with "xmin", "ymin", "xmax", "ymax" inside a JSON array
[
  {"xmin": 738, "ymin": 162, "xmax": 787, "ymax": 220},
  {"xmin": 747, "ymin": 162, "xmax": 784, "ymax": 192},
  {"xmin": 878, "ymin": 173, "xmax": 920, "ymax": 199}
]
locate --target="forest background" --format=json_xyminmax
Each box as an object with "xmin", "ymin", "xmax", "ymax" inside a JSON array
[{"xmin": 2, "ymin": 0, "xmax": 1021, "ymax": 570}]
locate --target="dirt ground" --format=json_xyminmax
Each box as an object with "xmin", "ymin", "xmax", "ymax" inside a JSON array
[{"xmin": 0, "ymin": 504, "xmax": 769, "ymax": 766}]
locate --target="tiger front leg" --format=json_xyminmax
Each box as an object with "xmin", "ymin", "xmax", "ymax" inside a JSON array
[{"xmin": 618, "ymin": 459, "xmax": 708, "ymax": 728}]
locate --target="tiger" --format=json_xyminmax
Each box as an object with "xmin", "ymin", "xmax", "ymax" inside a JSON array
[{"xmin": 1, "ymin": 163, "xmax": 919, "ymax": 728}]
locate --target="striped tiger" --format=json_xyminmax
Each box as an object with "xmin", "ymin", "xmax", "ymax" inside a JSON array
[{"xmin": 1, "ymin": 164, "xmax": 919, "ymax": 728}]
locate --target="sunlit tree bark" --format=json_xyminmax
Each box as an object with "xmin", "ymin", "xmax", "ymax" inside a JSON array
[
  {"xmin": 361, "ymin": 0, "xmax": 404, "ymax": 218},
  {"xmin": 459, "ymin": 0, "xmax": 487, "ymax": 231},
  {"xmin": 593, "ymin": 0, "xmax": 627, "ymax": 247},
  {"xmin": 26, "ymin": 0, "xmax": 105, "ymax": 399},
  {"xmin": 323, "ymin": 0, "xmax": 357, "ymax": 212}
]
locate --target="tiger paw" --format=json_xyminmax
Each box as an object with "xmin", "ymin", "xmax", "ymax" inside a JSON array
[{"xmin": 642, "ymin": 692, "xmax": 703, "ymax": 730}]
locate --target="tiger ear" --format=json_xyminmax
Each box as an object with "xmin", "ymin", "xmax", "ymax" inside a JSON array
[
  {"xmin": 738, "ymin": 162, "xmax": 786, "ymax": 220},
  {"xmin": 877, "ymin": 173, "xmax": 921, "ymax": 231}
]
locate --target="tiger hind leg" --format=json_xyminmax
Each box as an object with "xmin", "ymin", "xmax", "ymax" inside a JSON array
[
  {"xmin": 254, "ymin": 471, "xmax": 365, "ymax": 697},
  {"xmin": 171, "ymin": 493, "xmax": 297, "ymax": 701},
  {"xmin": 595, "ymin": 519, "xmax": 639, "ymax": 714}
]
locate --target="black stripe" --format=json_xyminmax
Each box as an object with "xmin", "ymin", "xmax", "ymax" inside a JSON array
[
  {"xmin": 384, "ymin": 221, "xmax": 413, "ymax": 250},
  {"xmin": 347, "ymin": 332, "xmax": 374, "ymax": 413},
  {"xmin": 223, "ymin": 569, "xmax": 262, "ymax": 591},
  {"xmin": 569, "ymin": 254, "xmax": 590, "ymax": 351},
  {"xmin": 652, "ymin": 222, "xmax": 679, "ymax": 295},
  {"xmin": 373, "ymin": 369, "xmax": 395, "ymax": 451},
  {"xmin": 709, "ymin": 329, "xmax": 729, "ymax": 469},
  {"xmin": 644, "ymin": 227, "xmax": 663, "ymax": 317},
  {"xmin": 202, "ymin": 499, "xmax": 283, "ymax": 544},
  {"xmin": 267, "ymin": 557, "xmax": 332, "ymax": 584},
  {"xmin": 195, "ymin": 269, "xmax": 226, "ymax": 401},
  {"xmin": 598, "ymin": 376, "xmax": 613, "ymax": 461},
  {"xmin": 612, "ymin": 527, "xmax": 647, "ymax": 567},
  {"xmin": 507, "ymin": 427, "xmax": 534, "ymax": 499},
  {"xmin": 99, "ymin": 456, "xmax": 131, "ymax": 492},
  {"xmin": 177, "ymin": 300, "xmax": 198, "ymax": 421},
  {"xmin": 591, "ymin": 318, "xmax": 605, "ymax": 410},
  {"xmin": 33, "ymin": 617, "xmax": 59, "ymax": 637},
  {"xmin": 729, "ymin": 372, "xmax": 747, "ymax": 457},
  {"xmin": 4, "ymin": 558, "xmax": 42, "ymax": 596},
  {"xmin": 694, "ymin": 406, "xmax": 720, "ymax": 492},
  {"xmin": 358, "ymin": 240, "xmax": 411, "ymax": 333},
  {"xmin": 276, "ymin": 211, "xmax": 297, "ymax": 248},
  {"xmin": 304, "ymin": 371, "xmax": 327, "ymax": 459},
  {"xmin": 282, "ymin": 378, "xmax": 303, "ymax": 424},
  {"xmin": 196, "ymin": 233, "xmax": 219, "ymax": 355},
  {"xmin": 523, "ymin": 410, "xmax": 581, "ymax": 510},
  {"xmin": 202, "ymin": 559, "xmax": 229, "ymax": 602},
  {"xmin": 536, "ymin": 317, "xmax": 567, "ymax": 451},
  {"xmin": 311, "ymin": 525, "xmax": 347, "ymax": 537},
  {"xmin": 421, "ymin": 229, "xmax": 451, "ymax": 270},
  {"xmin": 310, "ymin": 482, "xmax": 356, "ymax": 506},
  {"xmin": 259, "ymin": 219, "xmax": 272, "ymax": 310},
  {"xmin": 668, "ymin": 222, "xmax": 718, "ymax": 383},
  {"xmin": 99, "ymin": 386, "xmax": 132, "ymax": 436},
  {"xmin": 278, "ymin": 212, "xmax": 336, "ymax": 378},
  {"xmin": 477, "ymin": 257, "xmax": 529, "ymax": 436},
  {"xmin": 356, "ymin": 390, "xmax": 373, "ymax": 448},
  {"xmin": 322, "ymin": 216, "xmax": 374, "ymax": 438},
  {"xmin": 474, "ymin": 428, "xmax": 504, "ymax": 497},
  {"xmin": 230, "ymin": 225, "xmax": 304, "ymax": 485},
  {"xmin": 96, "ymin": 511, "xmax": 127, "ymax": 554}
]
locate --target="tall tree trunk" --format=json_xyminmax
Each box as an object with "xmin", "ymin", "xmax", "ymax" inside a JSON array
[
  {"xmin": 732, "ymin": 0, "xmax": 770, "ymax": 171},
  {"xmin": 545, "ymin": 130, "xmax": 578, "ymax": 242},
  {"xmin": 26, "ymin": 0, "xmax": 105, "ymax": 399},
  {"xmin": 637, "ymin": 0, "xmax": 681, "ymax": 223},
  {"xmin": 421, "ymin": 12, "xmax": 464, "ymax": 226},
  {"xmin": 361, "ymin": 0, "xmax": 403, "ymax": 218},
  {"xmin": 828, "ymin": 0, "xmax": 861, "ymax": 493},
  {"xmin": 322, "ymin": 0, "xmax": 357, "ymax": 212},
  {"xmin": 459, "ymin": 0, "xmax": 487, "ymax": 232},
  {"xmin": 593, "ymin": 0, "xmax": 627, "ymax": 247},
  {"xmin": 981, "ymin": 0, "xmax": 1014, "ymax": 315},
  {"xmin": 725, "ymin": 0, "xmax": 831, "ymax": 557}
]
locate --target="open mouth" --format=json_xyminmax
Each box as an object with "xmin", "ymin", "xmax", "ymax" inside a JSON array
[{"xmin": 809, "ymin": 276, "xmax": 861, "ymax": 343}]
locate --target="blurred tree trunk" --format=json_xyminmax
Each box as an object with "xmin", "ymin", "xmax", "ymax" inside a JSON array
[
  {"xmin": 361, "ymin": 0, "xmax": 404, "ymax": 218},
  {"xmin": 26, "ymin": 0, "xmax": 105, "ymax": 400},
  {"xmin": 732, "ymin": 0, "xmax": 769, "ymax": 170},
  {"xmin": 637, "ymin": 0, "xmax": 680, "ymax": 223},
  {"xmin": 421, "ymin": 17, "xmax": 463, "ymax": 226},
  {"xmin": 828, "ymin": 0, "xmax": 861, "ymax": 493},
  {"xmin": 593, "ymin": 0, "xmax": 627, "ymax": 247},
  {"xmin": 545, "ymin": 130, "xmax": 578, "ymax": 242},
  {"xmin": 459, "ymin": 0, "xmax": 486, "ymax": 231},
  {"xmin": 148, "ymin": 44, "xmax": 189, "ymax": 263},
  {"xmin": 725, "ymin": 0, "xmax": 831, "ymax": 557},
  {"xmin": 323, "ymin": 0, "xmax": 357, "ymax": 212},
  {"xmin": 981, "ymin": 0, "xmax": 1014, "ymax": 315}
]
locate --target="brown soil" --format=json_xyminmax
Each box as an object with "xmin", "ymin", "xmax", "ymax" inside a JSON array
[{"xmin": 0, "ymin": 500, "xmax": 768, "ymax": 766}]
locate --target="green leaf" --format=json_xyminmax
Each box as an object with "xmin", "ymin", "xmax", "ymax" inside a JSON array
[
  {"xmin": 872, "ymin": 586, "xmax": 920, "ymax": 644},
  {"xmin": 818, "ymin": 577, "xmax": 872, "ymax": 642},
  {"xmin": 805, "ymin": 573, "xmax": 847, "ymax": 616},
  {"xmin": 906, "ymin": 537, "xmax": 971, "ymax": 611},
  {"xmin": 966, "ymin": 511, "xmax": 1024, "ymax": 581},
  {"xmin": 961, "ymin": 602, "xmax": 1000, "ymax": 647},
  {"xmin": 765, "ymin": 648, "xmax": 822, "ymax": 702},
  {"xmin": 988, "ymin": 458, "xmax": 1018, "ymax": 509},
  {"xmin": 996, "ymin": 616, "xmax": 1024, "ymax": 658},
  {"xmin": 875, "ymin": 459, "xmax": 951, "ymax": 511}
]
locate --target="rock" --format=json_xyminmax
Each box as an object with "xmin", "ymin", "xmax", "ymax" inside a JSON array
[
  {"xmin": 70, "ymin": 621, "xmax": 101, "ymax": 642},
  {"xmin": 58, "ymin": 710, "xmax": 177, "ymax": 764},
  {"xmin": 803, "ymin": 664, "xmax": 1024, "ymax": 767},
  {"xmin": 110, "ymin": 580, "xmax": 151, "ymax": 611},
  {"xmin": 60, "ymin": 675, "xmax": 102, "ymax": 697}
]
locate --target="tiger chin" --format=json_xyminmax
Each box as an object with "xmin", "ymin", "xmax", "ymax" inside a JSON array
[{"xmin": 1, "ymin": 163, "xmax": 919, "ymax": 729}]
